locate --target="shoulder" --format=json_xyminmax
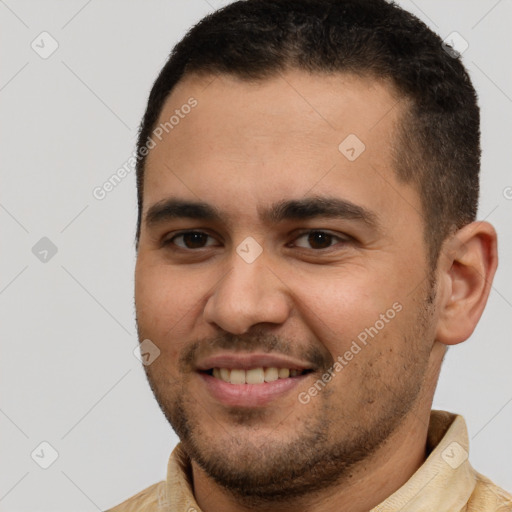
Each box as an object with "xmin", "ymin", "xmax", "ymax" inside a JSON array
[
  {"xmin": 467, "ymin": 472, "xmax": 512, "ymax": 511},
  {"xmin": 104, "ymin": 481, "xmax": 167, "ymax": 512}
]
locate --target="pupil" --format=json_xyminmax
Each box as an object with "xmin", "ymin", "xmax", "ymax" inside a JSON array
[
  {"xmin": 184, "ymin": 232, "xmax": 207, "ymax": 248},
  {"xmin": 308, "ymin": 232, "xmax": 332, "ymax": 249}
]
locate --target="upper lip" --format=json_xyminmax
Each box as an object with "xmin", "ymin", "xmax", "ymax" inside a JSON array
[{"xmin": 195, "ymin": 352, "xmax": 315, "ymax": 371}]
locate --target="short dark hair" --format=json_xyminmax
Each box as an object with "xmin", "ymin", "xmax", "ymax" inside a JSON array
[{"xmin": 135, "ymin": 0, "xmax": 480, "ymax": 267}]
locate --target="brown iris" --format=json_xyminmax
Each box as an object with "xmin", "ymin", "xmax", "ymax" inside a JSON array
[
  {"xmin": 307, "ymin": 231, "xmax": 334, "ymax": 249},
  {"xmin": 182, "ymin": 232, "xmax": 209, "ymax": 249}
]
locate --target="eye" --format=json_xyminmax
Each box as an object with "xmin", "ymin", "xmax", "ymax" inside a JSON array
[
  {"xmin": 292, "ymin": 230, "xmax": 347, "ymax": 250},
  {"xmin": 165, "ymin": 231, "xmax": 219, "ymax": 249}
]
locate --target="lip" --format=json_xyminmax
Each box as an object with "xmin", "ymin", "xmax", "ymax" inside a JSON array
[
  {"xmin": 195, "ymin": 352, "xmax": 314, "ymax": 407},
  {"xmin": 195, "ymin": 352, "xmax": 313, "ymax": 372},
  {"xmin": 198, "ymin": 372, "xmax": 309, "ymax": 407}
]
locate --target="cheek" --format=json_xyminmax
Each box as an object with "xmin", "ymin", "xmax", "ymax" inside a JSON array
[
  {"xmin": 135, "ymin": 260, "xmax": 207, "ymax": 357},
  {"xmin": 290, "ymin": 269, "xmax": 397, "ymax": 351}
]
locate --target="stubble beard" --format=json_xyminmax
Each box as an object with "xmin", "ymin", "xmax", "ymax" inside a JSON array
[{"xmin": 141, "ymin": 289, "xmax": 435, "ymax": 505}]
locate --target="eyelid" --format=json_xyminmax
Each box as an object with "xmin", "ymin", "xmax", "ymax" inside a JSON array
[
  {"xmin": 290, "ymin": 229, "xmax": 352, "ymax": 249},
  {"xmin": 294, "ymin": 228, "xmax": 349, "ymax": 239},
  {"xmin": 162, "ymin": 229, "xmax": 221, "ymax": 248}
]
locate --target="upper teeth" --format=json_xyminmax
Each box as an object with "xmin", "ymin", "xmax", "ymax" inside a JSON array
[{"xmin": 212, "ymin": 367, "xmax": 303, "ymax": 384}]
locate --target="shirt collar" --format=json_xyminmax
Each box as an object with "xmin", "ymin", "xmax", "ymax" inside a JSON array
[{"xmin": 369, "ymin": 410, "xmax": 476, "ymax": 511}]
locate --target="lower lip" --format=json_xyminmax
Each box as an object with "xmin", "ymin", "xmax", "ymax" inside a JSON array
[{"xmin": 199, "ymin": 372, "xmax": 307, "ymax": 407}]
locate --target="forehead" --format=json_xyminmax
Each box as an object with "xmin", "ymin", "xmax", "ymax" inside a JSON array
[
  {"xmin": 149, "ymin": 70, "xmax": 403, "ymax": 159},
  {"xmin": 142, "ymin": 70, "xmax": 418, "ymax": 230}
]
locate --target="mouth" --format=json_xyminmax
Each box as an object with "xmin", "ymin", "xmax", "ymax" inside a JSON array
[{"xmin": 195, "ymin": 353, "xmax": 315, "ymax": 407}]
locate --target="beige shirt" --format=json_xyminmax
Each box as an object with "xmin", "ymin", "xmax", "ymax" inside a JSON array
[{"xmin": 106, "ymin": 410, "xmax": 512, "ymax": 511}]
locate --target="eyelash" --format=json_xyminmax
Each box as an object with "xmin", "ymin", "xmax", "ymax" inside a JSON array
[{"xmin": 163, "ymin": 230, "xmax": 350, "ymax": 251}]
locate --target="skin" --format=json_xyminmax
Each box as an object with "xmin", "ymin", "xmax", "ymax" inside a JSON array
[{"xmin": 134, "ymin": 71, "xmax": 497, "ymax": 512}]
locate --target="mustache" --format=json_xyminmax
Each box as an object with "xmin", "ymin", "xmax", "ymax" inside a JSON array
[{"xmin": 179, "ymin": 331, "xmax": 334, "ymax": 372}]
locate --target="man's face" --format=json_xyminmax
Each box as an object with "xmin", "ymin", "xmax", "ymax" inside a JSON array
[{"xmin": 135, "ymin": 71, "xmax": 438, "ymax": 498}]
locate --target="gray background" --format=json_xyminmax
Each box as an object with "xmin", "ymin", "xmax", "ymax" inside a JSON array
[{"xmin": 1, "ymin": 0, "xmax": 511, "ymax": 510}]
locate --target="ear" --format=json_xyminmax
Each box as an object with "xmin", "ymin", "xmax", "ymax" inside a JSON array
[{"xmin": 435, "ymin": 221, "xmax": 498, "ymax": 346}]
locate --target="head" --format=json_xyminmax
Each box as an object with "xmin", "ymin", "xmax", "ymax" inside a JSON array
[{"xmin": 134, "ymin": 0, "xmax": 497, "ymax": 504}]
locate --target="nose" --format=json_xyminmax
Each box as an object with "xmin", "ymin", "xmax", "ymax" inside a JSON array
[{"xmin": 203, "ymin": 252, "xmax": 291, "ymax": 335}]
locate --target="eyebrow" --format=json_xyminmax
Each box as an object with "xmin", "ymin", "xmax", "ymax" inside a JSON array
[
  {"xmin": 144, "ymin": 196, "xmax": 378, "ymax": 229},
  {"xmin": 145, "ymin": 198, "xmax": 224, "ymax": 227},
  {"xmin": 261, "ymin": 197, "xmax": 378, "ymax": 228}
]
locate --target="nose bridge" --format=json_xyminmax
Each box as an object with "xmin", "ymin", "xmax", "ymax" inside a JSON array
[
  {"xmin": 203, "ymin": 249, "xmax": 290, "ymax": 334},
  {"xmin": 226, "ymin": 254, "xmax": 266, "ymax": 301}
]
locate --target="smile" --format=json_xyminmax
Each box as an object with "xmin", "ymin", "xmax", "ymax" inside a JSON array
[
  {"xmin": 206, "ymin": 367, "xmax": 310, "ymax": 384},
  {"xmin": 195, "ymin": 353, "xmax": 315, "ymax": 406}
]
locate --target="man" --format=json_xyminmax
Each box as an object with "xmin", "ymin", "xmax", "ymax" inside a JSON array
[{"xmin": 108, "ymin": 0, "xmax": 512, "ymax": 510}]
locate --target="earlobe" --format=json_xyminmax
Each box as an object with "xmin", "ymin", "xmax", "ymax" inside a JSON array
[{"xmin": 435, "ymin": 221, "xmax": 498, "ymax": 346}]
